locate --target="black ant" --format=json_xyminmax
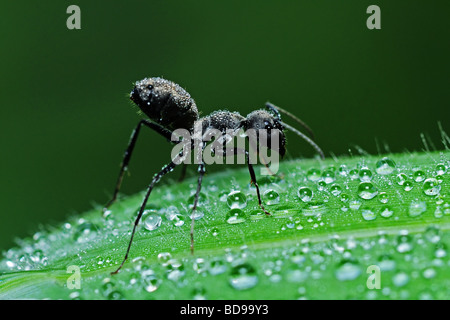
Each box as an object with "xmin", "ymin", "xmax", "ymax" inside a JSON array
[{"xmin": 105, "ymin": 77, "xmax": 325, "ymax": 274}]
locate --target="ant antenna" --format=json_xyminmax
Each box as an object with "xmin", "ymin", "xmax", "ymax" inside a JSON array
[
  {"xmin": 266, "ymin": 102, "xmax": 315, "ymax": 140},
  {"xmin": 281, "ymin": 121, "xmax": 325, "ymax": 159}
]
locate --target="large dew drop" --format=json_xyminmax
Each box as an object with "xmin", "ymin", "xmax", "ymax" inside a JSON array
[
  {"xmin": 226, "ymin": 191, "xmax": 247, "ymax": 209},
  {"xmin": 375, "ymin": 157, "xmax": 396, "ymax": 175},
  {"xmin": 144, "ymin": 214, "xmax": 162, "ymax": 231},
  {"xmin": 357, "ymin": 182, "xmax": 378, "ymax": 200},
  {"xmin": 422, "ymin": 178, "xmax": 441, "ymax": 196}
]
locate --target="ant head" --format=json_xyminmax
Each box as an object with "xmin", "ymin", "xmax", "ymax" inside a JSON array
[
  {"xmin": 130, "ymin": 77, "xmax": 198, "ymax": 130},
  {"xmin": 242, "ymin": 110, "xmax": 286, "ymax": 158}
]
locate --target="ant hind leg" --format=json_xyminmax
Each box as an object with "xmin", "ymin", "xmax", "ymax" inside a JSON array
[{"xmin": 111, "ymin": 160, "xmax": 178, "ymax": 275}]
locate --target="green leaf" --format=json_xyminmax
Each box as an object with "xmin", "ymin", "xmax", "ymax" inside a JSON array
[{"xmin": 1, "ymin": 151, "xmax": 449, "ymax": 300}]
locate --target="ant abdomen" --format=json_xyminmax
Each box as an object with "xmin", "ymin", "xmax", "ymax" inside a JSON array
[{"xmin": 130, "ymin": 77, "xmax": 199, "ymax": 130}]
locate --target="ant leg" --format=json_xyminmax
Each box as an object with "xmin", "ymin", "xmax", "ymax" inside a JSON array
[
  {"xmin": 244, "ymin": 150, "xmax": 271, "ymax": 215},
  {"xmin": 190, "ymin": 162, "xmax": 206, "ymax": 254},
  {"xmin": 111, "ymin": 160, "xmax": 178, "ymax": 275},
  {"xmin": 103, "ymin": 119, "xmax": 174, "ymax": 213},
  {"xmin": 223, "ymin": 147, "xmax": 271, "ymax": 216}
]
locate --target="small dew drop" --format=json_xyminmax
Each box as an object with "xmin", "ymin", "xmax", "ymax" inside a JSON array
[
  {"xmin": 335, "ymin": 260, "xmax": 361, "ymax": 281},
  {"xmin": 408, "ymin": 200, "xmax": 427, "ymax": 217},
  {"xmin": 379, "ymin": 206, "xmax": 394, "ymax": 218},
  {"xmin": 361, "ymin": 209, "xmax": 377, "ymax": 221}
]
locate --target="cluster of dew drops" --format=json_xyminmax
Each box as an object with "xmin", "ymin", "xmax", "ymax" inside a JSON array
[{"xmin": 1, "ymin": 154, "xmax": 450, "ymax": 299}]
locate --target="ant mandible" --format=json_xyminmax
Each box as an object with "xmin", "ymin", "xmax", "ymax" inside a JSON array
[{"xmin": 105, "ymin": 77, "xmax": 325, "ymax": 274}]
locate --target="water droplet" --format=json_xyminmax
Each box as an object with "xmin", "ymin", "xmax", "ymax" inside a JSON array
[
  {"xmin": 285, "ymin": 266, "xmax": 308, "ymax": 283},
  {"xmin": 379, "ymin": 206, "xmax": 394, "ymax": 218},
  {"xmin": 229, "ymin": 263, "xmax": 258, "ymax": 290},
  {"xmin": 361, "ymin": 209, "xmax": 377, "ymax": 221},
  {"xmin": 358, "ymin": 182, "xmax": 378, "ymax": 200},
  {"xmin": 298, "ymin": 187, "xmax": 313, "ymax": 202},
  {"xmin": 408, "ymin": 200, "xmax": 427, "ymax": 217},
  {"xmin": 226, "ymin": 209, "xmax": 247, "ymax": 224},
  {"xmin": 164, "ymin": 206, "xmax": 180, "ymax": 221},
  {"xmin": 392, "ymin": 272, "xmax": 409, "ymax": 287},
  {"xmin": 359, "ymin": 168, "xmax": 373, "ymax": 182},
  {"xmin": 340, "ymin": 193, "xmax": 349, "ymax": 203},
  {"xmin": 396, "ymin": 173, "xmax": 408, "ymax": 186},
  {"xmin": 172, "ymin": 214, "xmax": 186, "ymax": 227},
  {"xmin": 226, "ymin": 191, "xmax": 247, "ymax": 209},
  {"xmin": 264, "ymin": 189, "xmax": 280, "ymax": 205},
  {"xmin": 375, "ymin": 157, "xmax": 396, "ymax": 175},
  {"xmin": 435, "ymin": 163, "xmax": 447, "ymax": 175},
  {"xmin": 378, "ymin": 255, "xmax": 396, "ymax": 271},
  {"xmin": 317, "ymin": 180, "xmax": 326, "ymax": 191},
  {"xmin": 321, "ymin": 169, "xmax": 335, "ymax": 184},
  {"xmin": 302, "ymin": 201, "xmax": 326, "ymax": 216},
  {"xmin": 193, "ymin": 258, "xmax": 207, "ymax": 273},
  {"xmin": 191, "ymin": 285, "xmax": 207, "ymax": 300},
  {"xmin": 307, "ymin": 168, "xmax": 321, "ymax": 181},
  {"xmin": 403, "ymin": 180, "xmax": 414, "ymax": 191},
  {"xmin": 378, "ymin": 192, "xmax": 389, "ymax": 204},
  {"xmin": 142, "ymin": 269, "xmax": 161, "ymax": 293},
  {"xmin": 413, "ymin": 170, "xmax": 426, "ymax": 182},
  {"xmin": 211, "ymin": 227, "xmax": 219, "ymax": 236},
  {"xmin": 422, "ymin": 178, "xmax": 441, "ymax": 196},
  {"xmin": 434, "ymin": 243, "xmax": 447, "ymax": 258},
  {"xmin": 338, "ymin": 165, "xmax": 349, "ymax": 176},
  {"xmin": 190, "ymin": 209, "xmax": 204, "ymax": 220},
  {"xmin": 349, "ymin": 199, "xmax": 362, "ymax": 210},
  {"xmin": 330, "ymin": 184, "xmax": 342, "ymax": 196},
  {"xmin": 73, "ymin": 222, "xmax": 98, "ymax": 243},
  {"xmin": 290, "ymin": 248, "xmax": 306, "ymax": 264},
  {"xmin": 249, "ymin": 210, "xmax": 265, "ymax": 221},
  {"xmin": 335, "ymin": 260, "xmax": 361, "ymax": 281},
  {"xmin": 349, "ymin": 169, "xmax": 359, "ymax": 180},
  {"xmin": 424, "ymin": 226, "xmax": 440, "ymax": 243},
  {"xmin": 396, "ymin": 234, "xmax": 413, "ymax": 253},
  {"xmin": 166, "ymin": 259, "xmax": 185, "ymax": 281},
  {"xmin": 144, "ymin": 214, "xmax": 162, "ymax": 231},
  {"xmin": 209, "ymin": 258, "xmax": 227, "ymax": 275},
  {"xmin": 157, "ymin": 252, "xmax": 172, "ymax": 266},
  {"xmin": 422, "ymin": 268, "xmax": 436, "ymax": 279}
]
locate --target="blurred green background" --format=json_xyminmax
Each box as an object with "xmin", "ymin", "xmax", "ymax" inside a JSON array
[{"xmin": 0, "ymin": 1, "xmax": 448, "ymax": 251}]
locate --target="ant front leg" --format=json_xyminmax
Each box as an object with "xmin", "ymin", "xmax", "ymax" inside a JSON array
[
  {"xmin": 189, "ymin": 162, "xmax": 206, "ymax": 255},
  {"xmin": 103, "ymin": 119, "xmax": 174, "ymax": 213},
  {"xmin": 224, "ymin": 147, "xmax": 271, "ymax": 216},
  {"xmin": 111, "ymin": 160, "xmax": 179, "ymax": 275}
]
